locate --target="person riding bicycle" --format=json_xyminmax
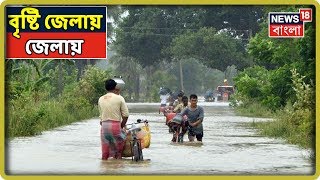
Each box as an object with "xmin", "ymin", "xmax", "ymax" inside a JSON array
[{"xmin": 98, "ymin": 78, "xmax": 129, "ymax": 160}]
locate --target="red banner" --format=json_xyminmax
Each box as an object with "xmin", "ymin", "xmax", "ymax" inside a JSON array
[{"xmin": 6, "ymin": 6, "xmax": 107, "ymax": 59}]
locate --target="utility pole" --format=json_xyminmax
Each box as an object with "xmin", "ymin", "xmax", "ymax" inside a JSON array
[
  {"xmin": 179, "ymin": 59, "xmax": 184, "ymax": 92},
  {"xmin": 248, "ymin": 29, "xmax": 252, "ymax": 39}
]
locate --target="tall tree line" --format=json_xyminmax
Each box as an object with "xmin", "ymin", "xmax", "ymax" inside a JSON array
[{"xmin": 109, "ymin": 5, "xmax": 264, "ymax": 100}]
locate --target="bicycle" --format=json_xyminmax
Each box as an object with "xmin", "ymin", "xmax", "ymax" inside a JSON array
[
  {"xmin": 170, "ymin": 122, "xmax": 185, "ymax": 143},
  {"xmin": 125, "ymin": 119, "xmax": 148, "ymax": 161},
  {"xmin": 168, "ymin": 115, "xmax": 188, "ymax": 143}
]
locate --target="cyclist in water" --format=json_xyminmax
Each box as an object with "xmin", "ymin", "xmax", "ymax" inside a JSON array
[{"xmin": 98, "ymin": 78, "xmax": 129, "ymax": 160}]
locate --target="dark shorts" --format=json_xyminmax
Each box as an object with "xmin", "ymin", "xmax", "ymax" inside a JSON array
[
  {"xmin": 160, "ymin": 104, "xmax": 166, "ymax": 107},
  {"xmin": 188, "ymin": 129, "xmax": 203, "ymax": 141}
]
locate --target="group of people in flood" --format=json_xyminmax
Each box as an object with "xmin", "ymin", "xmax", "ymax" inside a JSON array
[
  {"xmin": 159, "ymin": 88, "xmax": 204, "ymax": 143},
  {"xmin": 97, "ymin": 79, "xmax": 204, "ymax": 160}
]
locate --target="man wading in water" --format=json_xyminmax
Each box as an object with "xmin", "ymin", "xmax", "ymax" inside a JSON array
[
  {"xmin": 98, "ymin": 78, "xmax": 129, "ymax": 160},
  {"xmin": 180, "ymin": 94, "xmax": 204, "ymax": 142}
]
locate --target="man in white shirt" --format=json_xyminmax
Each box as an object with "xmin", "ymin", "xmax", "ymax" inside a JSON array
[{"xmin": 160, "ymin": 93, "xmax": 169, "ymax": 107}]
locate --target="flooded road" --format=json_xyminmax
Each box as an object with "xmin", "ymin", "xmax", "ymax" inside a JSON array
[{"xmin": 6, "ymin": 102, "xmax": 314, "ymax": 175}]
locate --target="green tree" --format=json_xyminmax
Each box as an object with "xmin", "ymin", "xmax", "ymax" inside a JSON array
[
  {"xmin": 109, "ymin": 54, "xmax": 142, "ymax": 101},
  {"xmin": 74, "ymin": 66, "xmax": 112, "ymax": 105},
  {"xmin": 171, "ymin": 28, "xmax": 251, "ymax": 72},
  {"xmin": 235, "ymin": 5, "xmax": 315, "ymax": 111},
  {"xmin": 113, "ymin": 6, "xmax": 264, "ymax": 100},
  {"xmin": 107, "ymin": 6, "xmax": 125, "ymax": 44}
]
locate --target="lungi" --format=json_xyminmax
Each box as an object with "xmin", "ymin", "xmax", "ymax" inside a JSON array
[{"xmin": 101, "ymin": 120, "xmax": 126, "ymax": 160}]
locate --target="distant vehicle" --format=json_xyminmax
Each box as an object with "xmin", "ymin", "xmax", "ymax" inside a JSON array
[
  {"xmin": 216, "ymin": 86, "xmax": 235, "ymax": 101},
  {"xmin": 204, "ymin": 90, "xmax": 214, "ymax": 102}
]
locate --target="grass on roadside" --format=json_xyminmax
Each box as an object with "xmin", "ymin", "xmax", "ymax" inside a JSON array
[
  {"xmin": 250, "ymin": 108, "xmax": 314, "ymax": 149},
  {"xmin": 7, "ymin": 96, "xmax": 98, "ymax": 138},
  {"xmin": 233, "ymin": 101, "xmax": 274, "ymax": 118},
  {"xmin": 234, "ymin": 101, "xmax": 314, "ymax": 149}
]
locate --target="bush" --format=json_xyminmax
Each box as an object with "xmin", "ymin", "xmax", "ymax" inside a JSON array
[
  {"xmin": 6, "ymin": 62, "xmax": 106, "ymax": 138},
  {"xmin": 76, "ymin": 66, "xmax": 112, "ymax": 105},
  {"xmin": 248, "ymin": 68, "xmax": 315, "ymax": 149},
  {"xmin": 256, "ymin": 107, "xmax": 313, "ymax": 148},
  {"xmin": 233, "ymin": 65, "xmax": 303, "ymax": 111}
]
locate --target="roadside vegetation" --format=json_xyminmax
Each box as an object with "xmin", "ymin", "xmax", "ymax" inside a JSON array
[
  {"xmin": 230, "ymin": 6, "xmax": 315, "ymax": 150},
  {"xmin": 231, "ymin": 68, "xmax": 315, "ymax": 149},
  {"xmin": 6, "ymin": 61, "xmax": 112, "ymax": 137}
]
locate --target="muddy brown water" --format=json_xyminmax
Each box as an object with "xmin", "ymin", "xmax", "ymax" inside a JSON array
[{"xmin": 6, "ymin": 102, "xmax": 314, "ymax": 175}]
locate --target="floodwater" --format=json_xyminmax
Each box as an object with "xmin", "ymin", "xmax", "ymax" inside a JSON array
[{"xmin": 5, "ymin": 101, "xmax": 314, "ymax": 175}]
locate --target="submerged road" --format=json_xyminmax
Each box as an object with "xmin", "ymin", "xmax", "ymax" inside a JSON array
[{"xmin": 6, "ymin": 102, "xmax": 314, "ymax": 175}]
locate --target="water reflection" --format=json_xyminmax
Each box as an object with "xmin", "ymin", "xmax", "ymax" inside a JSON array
[
  {"xmin": 170, "ymin": 141, "xmax": 203, "ymax": 147},
  {"xmin": 99, "ymin": 159, "xmax": 152, "ymax": 174}
]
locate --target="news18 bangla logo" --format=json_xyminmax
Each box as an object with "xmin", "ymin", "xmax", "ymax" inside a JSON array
[{"xmin": 268, "ymin": 8, "xmax": 312, "ymax": 38}]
